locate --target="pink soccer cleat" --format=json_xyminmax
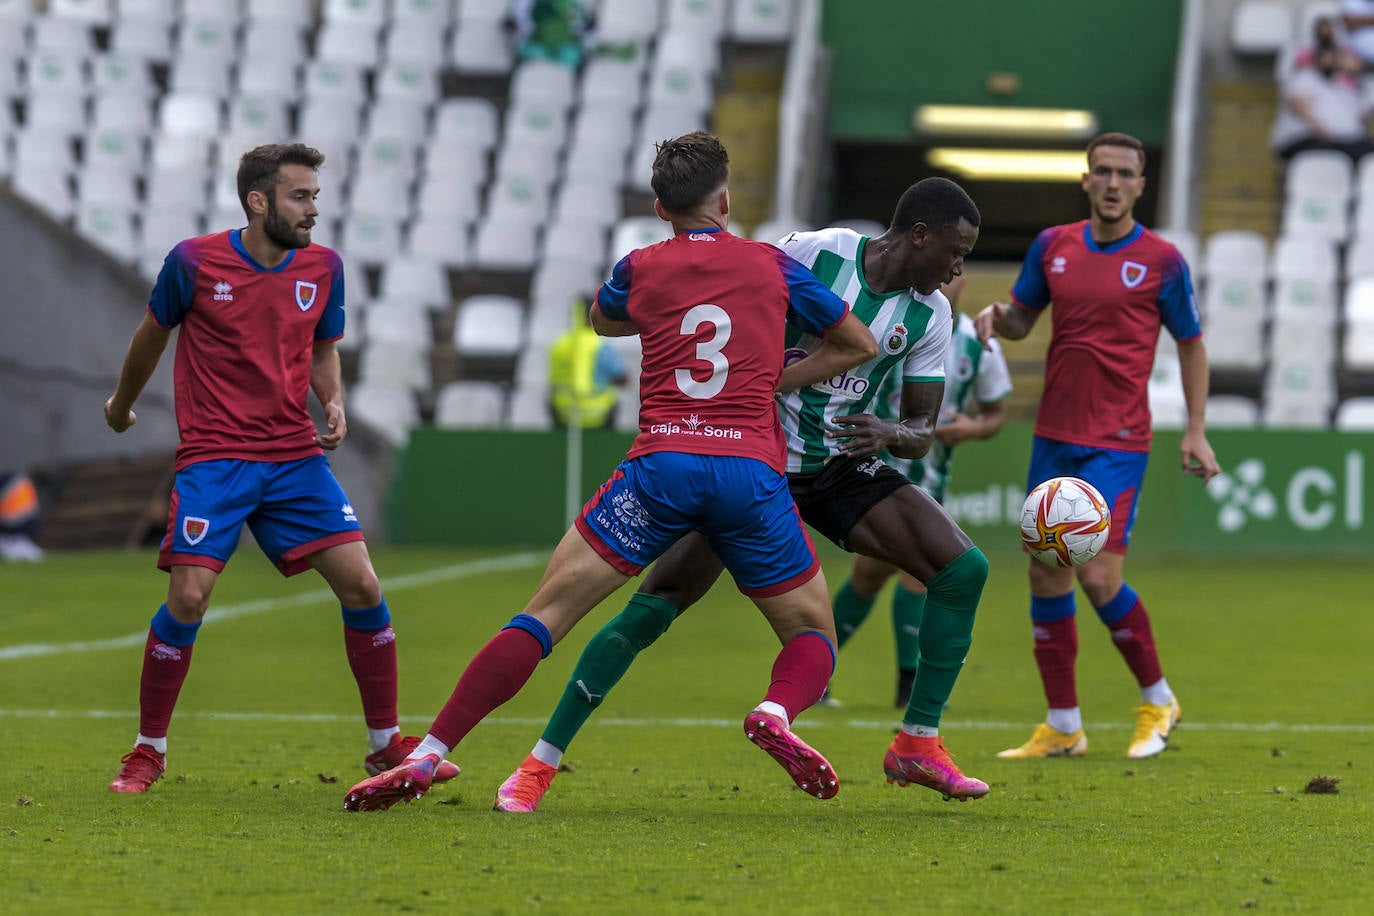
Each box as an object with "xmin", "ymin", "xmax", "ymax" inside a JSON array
[
  {"xmin": 493, "ymin": 754, "xmax": 559, "ymax": 813},
  {"xmin": 364, "ymin": 734, "xmax": 460, "ymax": 783},
  {"xmin": 343, "ymin": 754, "xmax": 443, "ymax": 812},
  {"xmin": 883, "ymin": 736, "xmax": 989, "ymax": 801},
  {"xmin": 743, "ymin": 709, "xmax": 840, "ymax": 799},
  {"xmin": 109, "ymin": 744, "xmax": 166, "ymax": 793}
]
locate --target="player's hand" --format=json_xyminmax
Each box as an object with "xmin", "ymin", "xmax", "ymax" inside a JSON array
[
  {"xmin": 1180, "ymin": 429, "xmax": 1220, "ymax": 484},
  {"xmin": 973, "ymin": 302, "xmax": 1010, "ymax": 348},
  {"xmin": 827, "ymin": 413, "xmax": 892, "ymax": 457},
  {"xmin": 104, "ymin": 396, "xmax": 136, "ymax": 433},
  {"xmin": 317, "ymin": 402, "xmax": 347, "ymax": 449},
  {"xmin": 934, "ymin": 412, "xmax": 976, "ymax": 445}
]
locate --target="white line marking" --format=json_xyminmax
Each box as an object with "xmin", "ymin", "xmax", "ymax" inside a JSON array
[
  {"xmin": 0, "ymin": 708, "xmax": 1369, "ymax": 733},
  {"xmin": 0, "ymin": 552, "xmax": 546, "ymax": 662}
]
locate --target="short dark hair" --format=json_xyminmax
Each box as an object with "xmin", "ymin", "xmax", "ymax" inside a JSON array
[
  {"xmin": 650, "ymin": 131, "xmax": 729, "ymax": 213},
  {"xmin": 890, "ymin": 177, "xmax": 980, "ymax": 234},
  {"xmin": 237, "ymin": 143, "xmax": 325, "ymax": 216},
  {"xmin": 1086, "ymin": 131, "xmax": 1145, "ymax": 171}
]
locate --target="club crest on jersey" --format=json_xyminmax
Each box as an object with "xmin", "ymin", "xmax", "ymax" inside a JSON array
[
  {"xmin": 182, "ymin": 516, "xmax": 209, "ymax": 546},
  {"xmin": 883, "ymin": 322, "xmax": 908, "ymax": 355},
  {"xmin": 295, "ymin": 280, "xmax": 318, "ymax": 311},
  {"xmin": 1121, "ymin": 261, "xmax": 1148, "ymax": 288}
]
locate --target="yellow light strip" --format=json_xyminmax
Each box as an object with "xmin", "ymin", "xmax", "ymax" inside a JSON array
[
  {"xmin": 927, "ymin": 147, "xmax": 1088, "ymax": 182},
  {"xmin": 915, "ymin": 105, "xmax": 1099, "ymax": 139}
]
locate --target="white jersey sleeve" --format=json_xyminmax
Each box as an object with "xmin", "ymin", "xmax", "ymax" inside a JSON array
[
  {"xmin": 974, "ymin": 335, "xmax": 1014, "ymax": 403},
  {"xmin": 901, "ymin": 288, "xmax": 953, "ymax": 382}
]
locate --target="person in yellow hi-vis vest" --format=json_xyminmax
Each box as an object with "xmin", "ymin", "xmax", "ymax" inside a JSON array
[{"xmin": 547, "ymin": 295, "xmax": 627, "ymax": 429}]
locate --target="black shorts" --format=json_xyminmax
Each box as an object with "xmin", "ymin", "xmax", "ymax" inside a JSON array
[{"xmin": 787, "ymin": 455, "xmax": 911, "ymax": 551}]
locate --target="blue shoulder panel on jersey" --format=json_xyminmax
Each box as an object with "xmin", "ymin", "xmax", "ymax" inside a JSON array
[
  {"xmin": 147, "ymin": 240, "xmax": 201, "ymax": 328},
  {"xmin": 773, "ymin": 247, "xmax": 847, "ymax": 335},
  {"xmin": 595, "ymin": 253, "xmax": 634, "ymax": 321},
  {"xmin": 315, "ymin": 249, "xmax": 346, "ymax": 341},
  {"xmin": 1011, "ymin": 227, "xmax": 1056, "ymax": 310},
  {"xmin": 1157, "ymin": 249, "xmax": 1203, "ymax": 341}
]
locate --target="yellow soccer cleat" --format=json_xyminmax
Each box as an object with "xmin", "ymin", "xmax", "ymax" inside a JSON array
[
  {"xmin": 1126, "ymin": 698, "xmax": 1181, "ymax": 759},
  {"xmin": 996, "ymin": 723, "xmax": 1088, "ymax": 759}
]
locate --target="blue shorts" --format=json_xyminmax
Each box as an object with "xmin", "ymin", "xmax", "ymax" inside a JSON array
[
  {"xmin": 574, "ymin": 452, "xmax": 820, "ymax": 597},
  {"xmin": 159, "ymin": 455, "xmax": 364, "ymax": 577},
  {"xmin": 1027, "ymin": 436, "xmax": 1149, "ymax": 554}
]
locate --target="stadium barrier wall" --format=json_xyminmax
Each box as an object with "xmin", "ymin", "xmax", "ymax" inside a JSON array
[{"xmin": 387, "ymin": 424, "xmax": 1373, "ymax": 555}]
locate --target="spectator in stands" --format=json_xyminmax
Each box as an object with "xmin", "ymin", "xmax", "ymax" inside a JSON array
[
  {"xmin": 1271, "ymin": 44, "xmax": 1374, "ymax": 163},
  {"xmin": 508, "ymin": 0, "xmax": 594, "ymax": 70},
  {"xmin": 0, "ymin": 469, "xmax": 44, "ymax": 562},
  {"xmin": 547, "ymin": 293, "xmax": 627, "ymax": 429},
  {"xmin": 1341, "ymin": 0, "xmax": 1374, "ymax": 70},
  {"xmin": 1289, "ymin": 16, "xmax": 1353, "ymax": 73}
]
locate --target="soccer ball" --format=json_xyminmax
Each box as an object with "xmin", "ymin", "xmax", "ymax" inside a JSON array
[{"xmin": 1019, "ymin": 477, "xmax": 1112, "ymax": 568}]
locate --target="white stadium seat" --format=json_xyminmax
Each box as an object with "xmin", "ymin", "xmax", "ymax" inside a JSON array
[
  {"xmin": 1335, "ymin": 397, "xmax": 1374, "ymax": 430},
  {"xmin": 434, "ymin": 380, "xmax": 508, "ymax": 428},
  {"xmin": 730, "ymin": 0, "xmax": 794, "ymax": 43},
  {"xmin": 452, "ymin": 295, "xmax": 526, "ymax": 358},
  {"xmin": 1230, "ymin": 0, "xmax": 1293, "ymax": 55},
  {"xmin": 350, "ymin": 382, "xmax": 419, "ymax": 444},
  {"xmin": 1206, "ymin": 395, "xmax": 1260, "ymax": 428}
]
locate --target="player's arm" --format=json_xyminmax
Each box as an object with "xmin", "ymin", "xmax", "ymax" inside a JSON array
[
  {"xmin": 1176, "ymin": 337, "xmax": 1219, "ymax": 483},
  {"xmin": 105, "ymin": 312, "xmax": 172, "ymax": 433},
  {"xmin": 589, "ymin": 255, "xmax": 640, "ymax": 337},
  {"xmin": 311, "ymin": 340, "xmax": 347, "ymax": 449},
  {"xmin": 936, "ymin": 397, "xmax": 1007, "ymax": 446},
  {"xmin": 589, "ymin": 301, "xmax": 638, "ymax": 337},
  {"xmin": 975, "ymin": 300, "xmax": 1040, "ymax": 342},
  {"xmin": 976, "ymin": 228, "xmax": 1053, "ymax": 344},
  {"xmin": 777, "ymin": 311, "xmax": 877, "ymax": 393}
]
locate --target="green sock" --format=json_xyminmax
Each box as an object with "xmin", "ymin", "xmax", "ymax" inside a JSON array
[
  {"xmin": 891, "ymin": 585, "xmax": 926, "ymax": 671},
  {"xmin": 833, "ymin": 579, "xmax": 877, "ymax": 649},
  {"xmin": 540, "ymin": 593, "xmax": 678, "ymax": 751},
  {"xmin": 903, "ymin": 547, "xmax": 987, "ymax": 728}
]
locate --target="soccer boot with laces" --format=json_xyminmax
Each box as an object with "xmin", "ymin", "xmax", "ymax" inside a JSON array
[
  {"xmin": 743, "ymin": 709, "xmax": 840, "ymax": 799},
  {"xmin": 343, "ymin": 754, "xmax": 443, "ymax": 811},
  {"xmin": 493, "ymin": 753, "xmax": 559, "ymax": 813},
  {"xmin": 996, "ymin": 723, "xmax": 1089, "ymax": 759},
  {"xmin": 109, "ymin": 744, "xmax": 166, "ymax": 793},
  {"xmin": 364, "ymin": 733, "xmax": 461, "ymax": 782},
  {"xmin": 883, "ymin": 736, "xmax": 989, "ymax": 801},
  {"xmin": 1127, "ymin": 698, "xmax": 1182, "ymax": 759}
]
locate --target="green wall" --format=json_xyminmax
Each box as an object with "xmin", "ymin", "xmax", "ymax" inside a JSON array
[
  {"xmin": 821, "ymin": 0, "xmax": 1184, "ymax": 145},
  {"xmin": 389, "ymin": 425, "xmax": 1374, "ymax": 557}
]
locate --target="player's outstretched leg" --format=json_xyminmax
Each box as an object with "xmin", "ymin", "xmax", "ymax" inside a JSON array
[
  {"xmin": 344, "ymin": 753, "xmax": 446, "ymax": 812},
  {"xmin": 885, "ymin": 547, "xmax": 989, "ymax": 801},
  {"xmin": 744, "ymin": 631, "xmax": 840, "ymax": 799},
  {"xmin": 366, "ymin": 734, "xmax": 461, "ymax": 783},
  {"xmin": 494, "ymin": 594, "xmax": 680, "ymax": 813}
]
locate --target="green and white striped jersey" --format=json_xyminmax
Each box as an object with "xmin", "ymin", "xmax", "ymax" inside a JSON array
[
  {"xmin": 776, "ymin": 228, "xmax": 952, "ymax": 474},
  {"xmin": 877, "ymin": 312, "xmax": 1013, "ymax": 501}
]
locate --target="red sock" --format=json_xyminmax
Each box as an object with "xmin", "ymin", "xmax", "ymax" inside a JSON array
[
  {"xmin": 428, "ymin": 628, "xmax": 544, "ymax": 749},
  {"xmin": 762, "ymin": 632, "xmax": 835, "ymax": 723},
  {"xmin": 138, "ymin": 629, "xmax": 194, "ymax": 739},
  {"xmin": 1107, "ymin": 601, "xmax": 1163, "ymax": 688},
  {"xmin": 1032, "ymin": 616, "xmax": 1078, "ymax": 709},
  {"xmin": 344, "ymin": 625, "xmax": 399, "ymax": 730}
]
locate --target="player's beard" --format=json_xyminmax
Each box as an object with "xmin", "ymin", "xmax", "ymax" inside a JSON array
[{"xmin": 263, "ymin": 196, "xmax": 313, "ymax": 250}]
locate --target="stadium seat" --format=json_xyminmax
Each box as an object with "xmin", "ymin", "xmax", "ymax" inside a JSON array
[
  {"xmin": 241, "ymin": 21, "xmax": 309, "ymax": 62},
  {"xmin": 323, "ymin": 0, "xmax": 388, "ymax": 27},
  {"xmin": 13, "ymin": 126, "xmax": 77, "ymax": 173},
  {"xmin": 381, "ymin": 23, "xmax": 446, "ymax": 69},
  {"xmin": 78, "ymin": 161, "xmax": 139, "ymax": 208},
  {"xmin": 158, "ymin": 92, "xmax": 222, "ymax": 138},
  {"xmin": 647, "ymin": 59, "xmax": 714, "ymax": 117},
  {"xmin": 484, "ymin": 173, "xmax": 553, "ymax": 227},
  {"xmin": 1205, "ymin": 395, "xmax": 1260, "ymax": 428},
  {"xmin": 1230, "ymin": 0, "xmax": 1294, "ymax": 55},
  {"xmin": 246, "ymin": 0, "xmax": 311, "ymax": 25},
  {"xmin": 579, "ymin": 58, "xmax": 645, "ymax": 110},
  {"xmin": 110, "ymin": 17, "xmax": 173, "ymax": 62},
  {"xmin": 315, "ymin": 21, "xmax": 383, "ymax": 69},
  {"xmin": 30, "ymin": 17, "xmax": 97, "ymax": 54},
  {"xmin": 1152, "ymin": 226, "xmax": 1202, "ymax": 276},
  {"xmin": 392, "ymin": 0, "xmax": 454, "ymax": 28},
  {"xmin": 117, "ymin": 0, "xmax": 175, "ymax": 22},
  {"xmin": 362, "ymin": 302, "xmax": 432, "ymax": 347},
  {"xmin": 432, "ymin": 97, "xmax": 500, "ymax": 152},
  {"xmin": 76, "ymin": 202, "xmax": 137, "ymax": 261},
  {"xmin": 82, "ymin": 125, "xmax": 145, "ymax": 170},
  {"xmin": 349, "ymin": 381, "xmax": 420, "ymax": 444},
  {"xmin": 89, "ymin": 52, "xmax": 156, "ymax": 99},
  {"xmin": 24, "ymin": 89, "xmax": 89, "ymax": 136},
  {"xmin": 1343, "ymin": 278, "xmax": 1374, "ymax": 369},
  {"xmin": 1272, "ymin": 235, "xmax": 1339, "ymax": 284},
  {"xmin": 341, "ymin": 212, "xmax": 406, "ymax": 267},
  {"xmin": 1272, "ymin": 278, "xmax": 1338, "ymax": 327},
  {"xmin": 452, "ymin": 294, "xmax": 526, "ymax": 357},
  {"xmin": 551, "ymin": 182, "xmax": 622, "ymax": 230},
  {"xmin": 473, "ymin": 215, "xmax": 539, "ymax": 271},
  {"xmin": 358, "ymin": 339, "xmax": 432, "ymax": 391},
  {"xmin": 414, "ymin": 174, "xmax": 484, "ymax": 225},
  {"xmin": 1286, "ymin": 149, "xmax": 1353, "ymax": 197},
  {"xmin": 179, "ymin": 0, "xmax": 243, "ymax": 24},
  {"xmin": 457, "ymin": 0, "xmax": 509, "ymax": 21},
  {"xmin": 666, "ymin": 0, "xmax": 728, "ymax": 39},
  {"xmin": 1346, "ymin": 235, "xmax": 1374, "ymax": 280},
  {"xmin": 139, "ymin": 211, "xmax": 202, "ymax": 258},
  {"xmin": 1203, "ymin": 273, "xmax": 1268, "ymax": 370},
  {"xmin": 50, "ymin": 0, "xmax": 112, "ymax": 24},
  {"xmin": 1334, "ymin": 397, "xmax": 1374, "ymax": 430},
  {"xmin": 146, "ymin": 162, "xmax": 209, "ymax": 212},
  {"xmin": 433, "ymin": 380, "xmax": 509, "ymax": 428},
  {"xmin": 607, "ymin": 216, "xmax": 672, "ymax": 266},
  {"xmin": 304, "ymin": 59, "xmax": 369, "ymax": 104},
  {"xmin": 510, "ymin": 60, "xmax": 577, "ymax": 112},
  {"xmin": 1204, "ymin": 229, "xmax": 1268, "ymax": 275},
  {"xmin": 627, "ymin": 103, "xmax": 709, "ymax": 189},
  {"xmin": 447, "ymin": 18, "xmax": 514, "ymax": 76},
  {"xmin": 730, "ymin": 0, "xmax": 794, "ymax": 42},
  {"xmin": 595, "ymin": 0, "xmax": 662, "ymax": 48},
  {"xmin": 297, "ymin": 97, "xmax": 363, "ymax": 156},
  {"xmin": 1262, "ymin": 355, "xmax": 1336, "ymax": 428},
  {"xmin": 227, "ymin": 94, "xmax": 290, "ymax": 141},
  {"xmin": 502, "ymin": 98, "xmax": 570, "ymax": 155},
  {"xmin": 378, "ymin": 256, "xmax": 452, "ymax": 310},
  {"xmin": 541, "ymin": 219, "xmax": 609, "ymax": 272},
  {"xmin": 404, "ymin": 213, "xmax": 473, "ymax": 267},
  {"xmin": 1281, "ymin": 187, "xmax": 1350, "ymax": 241},
  {"xmin": 507, "ymin": 383, "xmax": 553, "ymax": 430},
  {"xmin": 11, "ymin": 160, "xmax": 76, "ymax": 221},
  {"xmin": 753, "ymin": 216, "xmax": 815, "ymax": 243}
]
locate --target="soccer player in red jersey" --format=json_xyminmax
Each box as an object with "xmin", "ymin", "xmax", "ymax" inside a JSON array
[
  {"xmin": 343, "ymin": 132, "xmax": 878, "ymax": 812},
  {"xmin": 103, "ymin": 144, "xmax": 457, "ymax": 792},
  {"xmin": 975, "ymin": 132, "xmax": 1221, "ymax": 760}
]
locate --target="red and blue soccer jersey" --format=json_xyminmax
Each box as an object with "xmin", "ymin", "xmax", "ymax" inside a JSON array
[
  {"xmin": 596, "ymin": 228, "xmax": 848, "ymax": 473},
  {"xmin": 1011, "ymin": 220, "xmax": 1201, "ymax": 452},
  {"xmin": 148, "ymin": 229, "xmax": 346, "ymax": 470}
]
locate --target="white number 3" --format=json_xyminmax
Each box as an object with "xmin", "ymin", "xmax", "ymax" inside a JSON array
[{"xmin": 675, "ymin": 303, "xmax": 731, "ymax": 399}]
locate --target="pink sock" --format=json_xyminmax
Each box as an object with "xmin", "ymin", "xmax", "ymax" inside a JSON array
[
  {"xmin": 1032, "ymin": 616, "xmax": 1078, "ymax": 709},
  {"xmin": 139, "ymin": 629, "xmax": 194, "ymax": 738},
  {"xmin": 428, "ymin": 628, "xmax": 544, "ymax": 749},
  {"xmin": 344, "ymin": 624, "xmax": 399, "ymax": 730},
  {"xmin": 762, "ymin": 632, "xmax": 835, "ymax": 723}
]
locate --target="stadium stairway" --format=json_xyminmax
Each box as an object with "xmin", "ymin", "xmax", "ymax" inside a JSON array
[
  {"xmin": 1200, "ymin": 81, "xmax": 1281, "ymax": 239},
  {"xmin": 712, "ymin": 44, "xmax": 787, "ymax": 231},
  {"xmin": 34, "ymin": 451, "xmax": 175, "ymax": 551}
]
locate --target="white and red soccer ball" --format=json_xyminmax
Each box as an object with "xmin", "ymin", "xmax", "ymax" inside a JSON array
[{"xmin": 1019, "ymin": 477, "xmax": 1112, "ymax": 568}]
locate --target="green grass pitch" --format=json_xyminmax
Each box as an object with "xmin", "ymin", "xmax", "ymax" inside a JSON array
[{"xmin": 1, "ymin": 543, "xmax": 1370, "ymax": 913}]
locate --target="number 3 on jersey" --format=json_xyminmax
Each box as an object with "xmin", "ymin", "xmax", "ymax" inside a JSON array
[{"xmin": 675, "ymin": 303, "xmax": 731, "ymax": 399}]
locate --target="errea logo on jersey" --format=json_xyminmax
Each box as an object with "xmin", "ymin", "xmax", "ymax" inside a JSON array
[
  {"xmin": 688, "ymin": 233, "xmax": 716, "ymax": 242},
  {"xmin": 213, "ymin": 281, "xmax": 233, "ymax": 301}
]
